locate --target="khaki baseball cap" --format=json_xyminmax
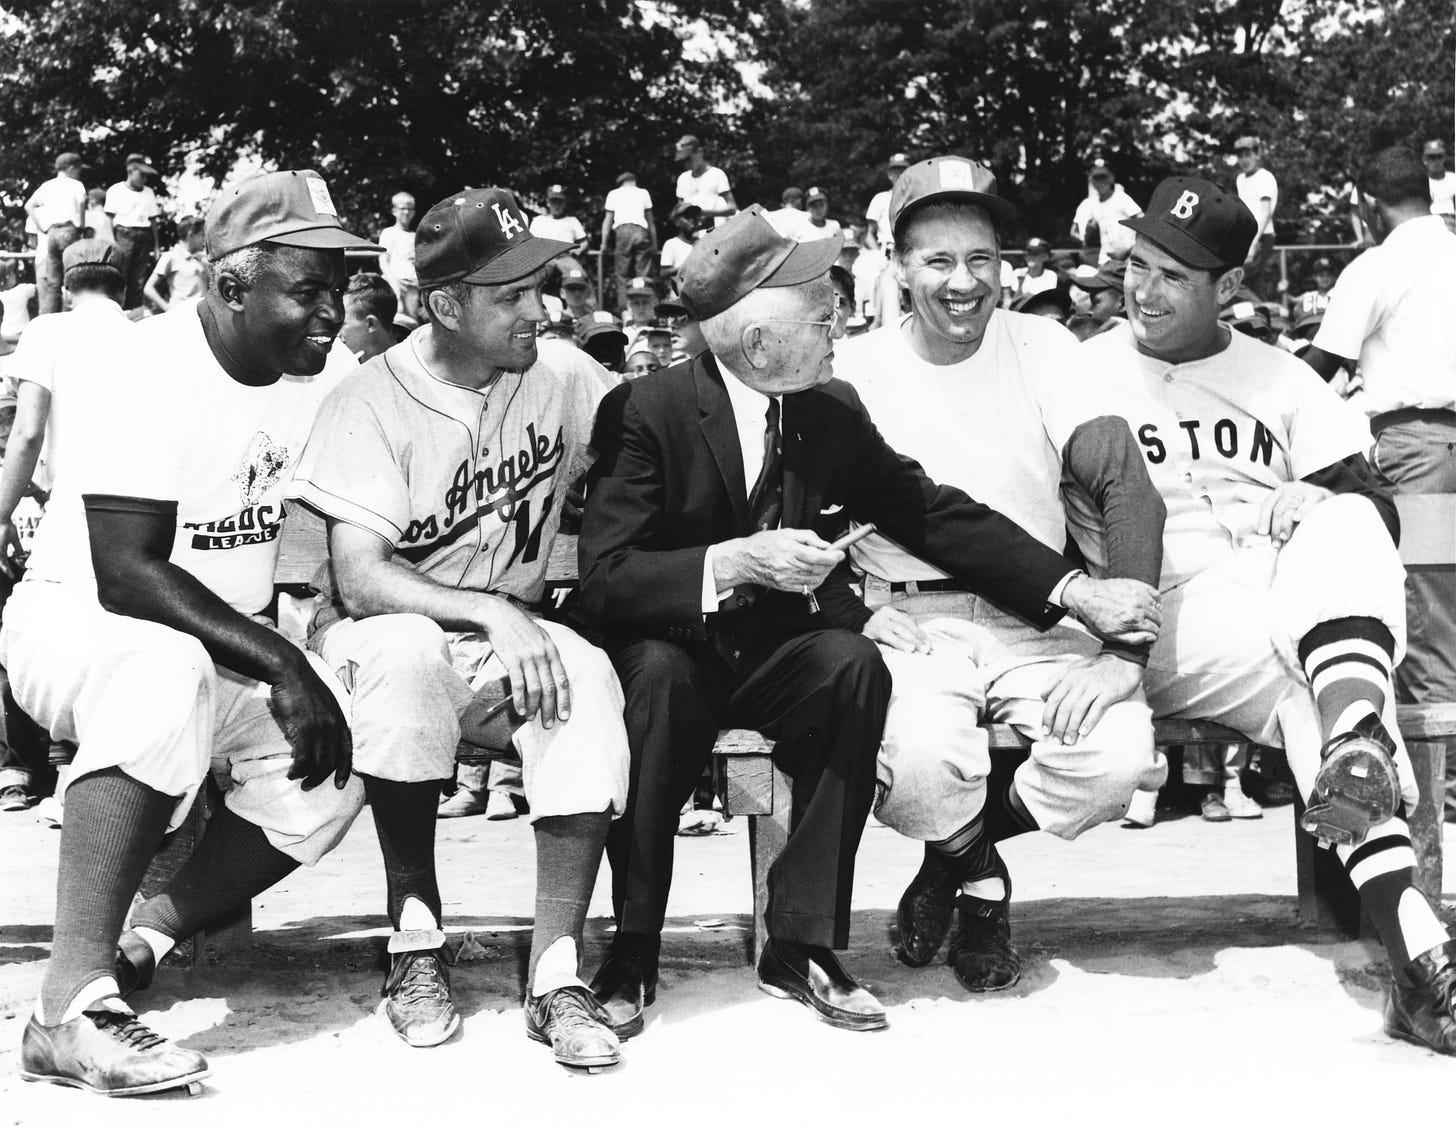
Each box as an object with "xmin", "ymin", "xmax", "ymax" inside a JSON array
[
  {"xmin": 415, "ymin": 187, "xmax": 571, "ymax": 287},
  {"xmin": 677, "ymin": 205, "xmax": 842, "ymax": 321},
  {"xmin": 1424, "ymin": 140, "xmax": 1447, "ymax": 158},
  {"xmin": 206, "ymin": 170, "xmax": 380, "ymax": 258},
  {"xmin": 889, "ymin": 155, "xmax": 1015, "ymax": 239}
]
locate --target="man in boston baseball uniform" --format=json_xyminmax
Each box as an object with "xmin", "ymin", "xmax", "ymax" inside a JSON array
[
  {"xmin": 1077, "ymin": 175, "xmax": 1456, "ymax": 1055},
  {"xmin": 288, "ymin": 187, "xmax": 631, "ymax": 1070},
  {"xmin": 5, "ymin": 170, "xmax": 372, "ymax": 1096},
  {"xmin": 829, "ymin": 155, "xmax": 1168, "ymax": 994}
]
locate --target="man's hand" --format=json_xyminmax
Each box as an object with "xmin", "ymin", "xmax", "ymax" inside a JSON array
[
  {"xmin": 862, "ymin": 605, "xmax": 933, "ymax": 653},
  {"xmin": 720, "ymin": 529, "xmax": 844, "ymax": 593},
  {"xmin": 1041, "ymin": 653, "xmax": 1144, "ymax": 745},
  {"xmin": 1063, "ymin": 576, "xmax": 1161, "ymax": 646},
  {"xmin": 268, "ymin": 657, "xmax": 353, "ymax": 791},
  {"xmin": 479, "ymin": 596, "xmax": 571, "ymax": 727},
  {"xmin": 0, "ymin": 519, "xmax": 23, "ymax": 580},
  {"xmin": 1256, "ymin": 481, "xmax": 1334, "ymax": 546}
]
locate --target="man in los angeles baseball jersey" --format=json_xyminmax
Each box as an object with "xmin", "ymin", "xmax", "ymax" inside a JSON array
[
  {"xmin": 3, "ymin": 170, "xmax": 372, "ymax": 1096},
  {"xmin": 289, "ymin": 188, "xmax": 631, "ymax": 1070},
  {"xmin": 1077, "ymin": 175, "xmax": 1456, "ymax": 1055},
  {"xmin": 829, "ymin": 156, "xmax": 1168, "ymax": 994}
]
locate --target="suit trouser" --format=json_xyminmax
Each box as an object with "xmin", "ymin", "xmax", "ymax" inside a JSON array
[{"xmin": 608, "ymin": 628, "xmax": 890, "ymax": 949}]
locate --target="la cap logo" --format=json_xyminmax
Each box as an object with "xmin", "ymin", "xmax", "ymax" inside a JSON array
[{"xmin": 491, "ymin": 203, "xmax": 524, "ymax": 240}]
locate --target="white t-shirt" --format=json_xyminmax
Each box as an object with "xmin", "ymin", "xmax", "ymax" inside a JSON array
[
  {"xmin": 604, "ymin": 185, "xmax": 653, "ymax": 230},
  {"xmin": 675, "ymin": 167, "xmax": 731, "ymax": 226},
  {"xmin": 85, "ymin": 204, "xmax": 114, "ymax": 242},
  {"xmin": 1235, "ymin": 167, "xmax": 1279, "ymax": 239},
  {"xmin": 7, "ymin": 298, "xmax": 134, "ymax": 494},
  {"xmin": 834, "ymin": 311, "xmax": 1090, "ymax": 580},
  {"xmin": 1077, "ymin": 325, "xmax": 1371, "ymax": 589},
  {"xmin": 1311, "ymin": 214, "xmax": 1456, "ymax": 415},
  {"xmin": 1429, "ymin": 172, "xmax": 1456, "ymax": 218},
  {"xmin": 864, "ymin": 189, "xmax": 893, "ymax": 249},
  {"xmin": 1013, "ymin": 268, "xmax": 1060, "ymax": 298},
  {"xmin": 377, "ymin": 225, "xmax": 417, "ymax": 286},
  {"xmin": 289, "ymin": 335, "xmax": 611, "ymax": 607},
  {"xmin": 763, "ymin": 207, "xmax": 812, "ymax": 240},
  {"xmin": 28, "ymin": 176, "xmax": 86, "ymax": 232},
  {"xmin": 103, "ymin": 182, "xmax": 160, "ymax": 229},
  {"xmin": 24, "ymin": 305, "xmax": 340, "ymax": 614},
  {"xmin": 1071, "ymin": 186, "xmax": 1143, "ymax": 262},
  {"xmin": 802, "ymin": 218, "xmax": 842, "ymax": 242},
  {"xmin": 529, "ymin": 213, "xmax": 586, "ymax": 246},
  {"xmin": 660, "ymin": 235, "xmax": 696, "ymax": 274}
]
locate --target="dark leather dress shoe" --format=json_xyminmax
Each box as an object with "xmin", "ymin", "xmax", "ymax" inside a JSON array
[
  {"xmin": 896, "ymin": 846, "xmax": 960, "ymax": 967},
  {"xmin": 757, "ymin": 939, "xmax": 887, "ymax": 1032},
  {"xmin": 589, "ymin": 952, "xmax": 657, "ymax": 1040},
  {"xmin": 1385, "ymin": 939, "xmax": 1456, "ymax": 1055}
]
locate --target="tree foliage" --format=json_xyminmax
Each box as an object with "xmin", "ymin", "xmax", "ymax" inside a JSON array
[{"xmin": 0, "ymin": 0, "xmax": 1449, "ymax": 249}]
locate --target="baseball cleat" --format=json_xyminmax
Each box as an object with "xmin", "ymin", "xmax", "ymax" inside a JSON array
[
  {"xmin": 1385, "ymin": 939, "xmax": 1456, "ymax": 1055},
  {"xmin": 20, "ymin": 1000, "xmax": 210, "ymax": 1097},
  {"xmin": 1302, "ymin": 719, "xmax": 1399, "ymax": 847},
  {"xmin": 947, "ymin": 857, "xmax": 1020, "ymax": 993},
  {"xmin": 895, "ymin": 846, "xmax": 960, "ymax": 968},
  {"xmin": 380, "ymin": 933, "xmax": 460, "ymax": 1048},
  {"xmin": 524, "ymin": 985, "xmax": 621, "ymax": 1069},
  {"xmin": 114, "ymin": 930, "xmax": 156, "ymax": 999}
]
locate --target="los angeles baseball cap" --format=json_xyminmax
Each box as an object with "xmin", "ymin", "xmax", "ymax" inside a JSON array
[
  {"xmin": 889, "ymin": 155, "xmax": 1016, "ymax": 239},
  {"xmin": 61, "ymin": 238, "xmax": 124, "ymax": 274},
  {"xmin": 677, "ymin": 204, "xmax": 843, "ymax": 322},
  {"xmin": 546, "ymin": 183, "xmax": 567, "ymax": 199},
  {"xmin": 206, "ymin": 170, "xmax": 380, "ymax": 259},
  {"xmin": 1122, "ymin": 176, "xmax": 1256, "ymax": 271},
  {"xmin": 415, "ymin": 187, "xmax": 571, "ymax": 287}
]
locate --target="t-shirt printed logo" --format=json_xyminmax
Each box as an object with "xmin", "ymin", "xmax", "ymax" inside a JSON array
[{"xmin": 233, "ymin": 431, "xmax": 290, "ymax": 506}]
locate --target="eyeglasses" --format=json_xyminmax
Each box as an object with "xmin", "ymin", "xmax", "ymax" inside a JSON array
[{"xmin": 761, "ymin": 316, "xmax": 835, "ymax": 337}]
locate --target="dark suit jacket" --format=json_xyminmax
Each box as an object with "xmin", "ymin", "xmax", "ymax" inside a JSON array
[{"xmin": 579, "ymin": 352, "xmax": 1077, "ymax": 650}]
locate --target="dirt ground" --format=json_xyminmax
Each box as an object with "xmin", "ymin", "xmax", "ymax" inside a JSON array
[{"xmin": 3, "ymin": 800, "xmax": 1454, "ymax": 1127}]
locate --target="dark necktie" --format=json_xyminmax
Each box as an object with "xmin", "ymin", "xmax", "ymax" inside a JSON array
[{"xmin": 746, "ymin": 398, "xmax": 783, "ymax": 532}]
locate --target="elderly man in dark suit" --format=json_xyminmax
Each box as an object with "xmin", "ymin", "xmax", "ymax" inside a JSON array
[{"xmin": 577, "ymin": 206, "xmax": 1161, "ymax": 1035}]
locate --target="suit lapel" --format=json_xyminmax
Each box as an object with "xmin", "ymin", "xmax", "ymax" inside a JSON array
[
  {"xmin": 780, "ymin": 391, "xmax": 810, "ymax": 530},
  {"xmin": 695, "ymin": 354, "xmax": 750, "ymax": 530}
]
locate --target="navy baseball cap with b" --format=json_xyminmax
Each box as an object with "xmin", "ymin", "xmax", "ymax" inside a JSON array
[
  {"xmin": 889, "ymin": 155, "xmax": 1016, "ymax": 239},
  {"xmin": 206, "ymin": 170, "xmax": 380, "ymax": 258},
  {"xmin": 677, "ymin": 205, "xmax": 842, "ymax": 321},
  {"xmin": 1121, "ymin": 176, "xmax": 1256, "ymax": 271},
  {"xmin": 415, "ymin": 188, "xmax": 571, "ymax": 288}
]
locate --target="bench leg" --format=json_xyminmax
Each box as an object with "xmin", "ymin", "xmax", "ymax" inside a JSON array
[
  {"xmin": 1293, "ymin": 795, "xmax": 1364, "ymax": 935},
  {"xmin": 746, "ymin": 762, "xmax": 792, "ymax": 966}
]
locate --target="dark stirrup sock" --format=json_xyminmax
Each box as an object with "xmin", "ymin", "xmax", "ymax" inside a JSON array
[
  {"xmin": 130, "ymin": 803, "xmax": 299, "ymax": 942},
  {"xmin": 929, "ymin": 816, "xmax": 997, "ymax": 882},
  {"xmin": 41, "ymin": 767, "xmax": 175, "ymax": 1023},
  {"xmin": 363, "ymin": 775, "xmax": 445, "ymax": 929},
  {"xmin": 983, "ymin": 777, "xmax": 1040, "ymax": 844},
  {"xmin": 1298, "ymin": 617, "xmax": 1395, "ymax": 743},
  {"xmin": 529, "ymin": 810, "xmax": 611, "ymax": 991}
]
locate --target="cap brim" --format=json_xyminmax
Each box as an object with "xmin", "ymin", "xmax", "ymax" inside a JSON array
[
  {"xmin": 580, "ymin": 327, "xmax": 628, "ymax": 346},
  {"xmin": 760, "ymin": 232, "xmax": 843, "ymax": 289},
  {"xmin": 1121, "ymin": 215, "xmax": 1230, "ymax": 270},
  {"xmin": 893, "ymin": 192, "xmax": 1016, "ymax": 239},
  {"xmin": 268, "ymin": 225, "xmax": 384, "ymax": 253},
  {"xmin": 459, "ymin": 237, "xmax": 572, "ymax": 285}
]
